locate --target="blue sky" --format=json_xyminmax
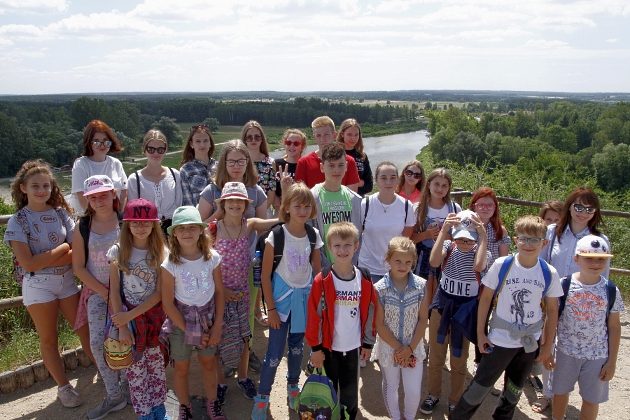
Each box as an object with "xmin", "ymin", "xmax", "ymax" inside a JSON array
[{"xmin": 1, "ymin": 0, "xmax": 629, "ymax": 94}]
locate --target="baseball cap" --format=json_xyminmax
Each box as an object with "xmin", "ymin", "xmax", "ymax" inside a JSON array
[
  {"xmin": 451, "ymin": 210, "xmax": 479, "ymax": 241},
  {"xmin": 123, "ymin": 198, "xmax": 159, "ymax": 222},
  {"xmin": 216, "ymin": 182, "xmax": 252, "ymax": 202},
  {"xmin": 575, "ymin": 235, "xmax": 613, "ymax": 258},
  {"xmin": 167, "ymin": 206, "xmax": 206, "ymax": 235},
  {"xmin": 83, "ymin": 175, "xmax": 115, "ymax": 196}
]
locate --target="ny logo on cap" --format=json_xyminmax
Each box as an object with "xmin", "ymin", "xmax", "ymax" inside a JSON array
[{"xmin": 133, "ymin": 206, "xmax": 152, "ymax": 219}]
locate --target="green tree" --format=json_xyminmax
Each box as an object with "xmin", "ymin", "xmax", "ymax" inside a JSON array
[
  {"xmin": 537, "ymin": 124, "xmax": 577, "ymax": 153},
  {"xmin": 202, "ymin": 117, "xmax": 220, "ymax": 133},
  {"xmin": 592, "ymin": 143, "xmax": 630, "ymax": 191},
  {"xmin": 152, "ymin": 116, "xmax": 183, "ymax": 146}
]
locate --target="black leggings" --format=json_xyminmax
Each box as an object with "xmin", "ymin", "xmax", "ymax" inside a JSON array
[{"xmin": 323, "ymin": 347, "xmax": 360, "ymax": 420}]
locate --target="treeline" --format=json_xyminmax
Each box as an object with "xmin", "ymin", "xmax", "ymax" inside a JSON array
[
  {"xmin": 426, "ymin": 101, "xmax": 630, "ymax": 192},
  {"xmin": 0, "ymin": 96, "xmax": 412, "ymax": 177}
]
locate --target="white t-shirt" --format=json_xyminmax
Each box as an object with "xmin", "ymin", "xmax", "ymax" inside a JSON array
[
  {"xmin": 557, "ymin": 276, "xmax": 625, "ymax": 360},
  {"xmin": 128, "ymin": 169, "xmax": 182, "ymax": 220},
  {"xmin": 331, "ymin": 267, "xmax": 362, "ymax": 352},
  {"xmin": 161, "ymin": 250, "xmax": 222, "ymax": 307},
  {"xmin": 421, "ymin": 202, "xmax": 460, "ymax": 248},
  {"xmin": 265, "ymin": 225, "xmax": 323, "ymax": 288},
  {"xmin": 107, "ymin": 245, "xmax": 159, "ymax": 306},
  {"xmin": 71, "ymin": 156, "xmax": 128, "ymax": 210},
  {"xmin": 358, "ymin": 194, "xmax": 415, "ymax": 275},
  {"xmin": 482, "ymin": 255, "xmax": 563, "ymax": 348}
]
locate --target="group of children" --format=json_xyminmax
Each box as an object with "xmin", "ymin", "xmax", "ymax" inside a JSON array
[{"xmin": 3, "ymin": 114, "xmax": 624, "ymax": 420}]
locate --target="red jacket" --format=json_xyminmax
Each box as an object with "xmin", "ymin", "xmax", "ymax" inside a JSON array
[{"xmin": 306, "ymin": 267, "xmax": 377, "ymax": 352}]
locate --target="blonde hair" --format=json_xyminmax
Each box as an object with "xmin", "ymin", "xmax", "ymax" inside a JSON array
[
  {"xmin": 336, "ymin": 118, "xmax": 365, "ymax": 158},
  {"xmin": 10, "ymin": 159, "xmax": 72, "ymax": 213},
  {"xmin": 142, "ymin": 129, "xmax": 168, "ymax": 150},
  {"xmin": 215, "ymin": 139, "xmax": 258, "ymax": 188},
  {"xmin": 311, "ymin": 116, "xmax": 335, "ymax": 131},
  {"xmin": 416, "ymin": 168, "xmax": 453, "ymax": 232},
  {"xmin": 326, "ymin": 221, "xmax": 359, "ymax": 244},
  {"xmin": 514, "ymin": 215, "xmax": 547, "ymax": 238},
  {"xmin": 168, "ymin": 225, "xmax": 213, "ymax": 264},
  {"xmin": 282, "ymin": 128, "xmax": 307, "ymax": 159},
  {"xmin": 385, "ymin": 236, "xmax": 417, "ymax": 266},
  {"xmin": 240, "ymin": 120, "xmax": 270, "ymax": 157},
  {"xmin": 115, "ymin": 221, "xmax": 166, "ymax": 273},
  {"xmin": 279, "ymin": 182, "xmax": 317, "ymax": 223}
]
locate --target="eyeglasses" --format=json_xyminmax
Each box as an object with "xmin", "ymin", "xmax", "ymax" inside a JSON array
[
  {"xmin": 572, "ymin": 203, "xmax": 596, "ymax": 214},
  {"xmin": 92, "ymin": 140, "xmax": 112, "ymax": 148},
  {"xmin": 190, "ymin": 124, "xmax": 209, "ymax": 133},
  {"xmin": 226, "ymin": 158, "xmax": 248, "ymax": 167},
  {"xmin": 516, "ymin": 236, "xmax": 544, "ymax": 245},
  {"xmin": 404, "ymin": 169, "xmax": 422, "ymax": 179},
  {"xmin": 145, "ymin": 146, "xmax": 166, "ymax": 154},
  {"xmin": 284, "ymin": 140, "xmax": 302, "ymax": 147},
  {"xmin": 245, "ymin": 134, "xmax": 263, "ymax": 143},
  {"xmin": 475, "ymin": 202, "xmax": 495, "ymax": 210}
]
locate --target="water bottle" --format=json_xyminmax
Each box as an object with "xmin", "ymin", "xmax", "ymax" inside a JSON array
[{"xmin": 252, "ymin": 250, "xmax": 263, "ymax": 287}]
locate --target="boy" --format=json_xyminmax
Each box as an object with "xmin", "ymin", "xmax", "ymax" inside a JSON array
[
  {"xmin": 451, "ymin": 215, "xmax": 563, "ymax": 419},
  {"xmin": 421, "ymin": 210, "xmax": 489, "ymax": 415},
  {"xmin": 310, "ymin": 142, "xmax": 363, "ymax": 267},
  {"xmin": 551, "ymin": 235, "xmax": 623, "ymax": 420},
  {"xmin": 305, "ymin": 222, "xmax": 377, "ymax": 420},
  {"xmin": 295, "ymin": 116, "xmax": 360, "ymax": 191}
]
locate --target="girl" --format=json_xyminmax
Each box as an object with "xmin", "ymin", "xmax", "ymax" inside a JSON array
[
  {"xmin": 267, "ymin": 129, "xmax": 307, "ymax": 211},
  {"xmin": 468, "ymin": 187, "xmax": 510, "ymax": 267},
  {"xmin": 411, "ymin": 168, "xmax": 461, "ymax": 301},
  {"xmin": 4, "ymin": 160, "xmax": 91, "ymax": 408},
  {"xmin": 336, "ymin": 118, "xmax": 373, "ymax": 196},
  {"xmin": 241, "ymin": 120, "xmax": 276, "ymax": 204},
  {"xmin": 210, "ymin": 182, "xmax": 278, "ymax": 405},
  {"xmin": 72, "ymin": 175, "xmax": 127, "ymax": 419},
  {"xmin": 128, "ymin": 129, "xmax": 183, "ymax": 236},
  {"xmin": 373, "ymin": 237, "xmax": 430, "ymax": 420},
  {"xmin": 358, "ymin": 161, "xmax": 415, "ymax": 284},
  {"xmin": 539, "ymin": 200, "xmax": 563, "ymax": 226},
  {"xmin": 161, "ymin": 206, "xmax": 225, "ymax": 420},
  {"xmin": 251, "ymin": 183, "xmax": 324, "ymax": 419},
  {"xmin": 71, "ymin": 119, "xmax": 127, "ymax": 212},
  {"xmin": 108, "ymin": 199, "xmax": 167, "ymax": 420},
  {"xmin": 396, "ymin": 160, "xmax": 425, "ymax": 204},
  {"xmin": 180, "ymin": 123, "xmax": 216, "ymax": 206}
]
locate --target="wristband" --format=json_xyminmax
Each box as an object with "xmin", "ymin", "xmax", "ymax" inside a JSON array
[
  {"xmin": 408, "ymin": 345, "xmax": 414, "ymax": 353},
  {"xmin": 267, "ymin": 308, "xmax": 277, "ymax": 312}
]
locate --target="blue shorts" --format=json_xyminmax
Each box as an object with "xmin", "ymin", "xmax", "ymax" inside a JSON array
[{"xmin": 552, "ymin": 349, "xmax": 609, "ymax": 404}]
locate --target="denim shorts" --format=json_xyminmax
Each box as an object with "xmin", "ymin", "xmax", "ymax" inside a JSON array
[
  {"xmin": 169, "ymin": 327, "xmax": 218, "ymax": 361},
  {"xmin": 552, "ymin": 349, "xmax": 609, "ymax": 403},
  {"xmin": 22, "ymin": 270, "xmax": 79, "ymax": 306}
]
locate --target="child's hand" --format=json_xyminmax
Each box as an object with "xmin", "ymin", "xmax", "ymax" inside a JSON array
[
  {"xmin": 224, "ymin": 288, "xmax": 243, "ymax": 302},
  {"xmin": 267, "ymin": 310, "xmax": 281, "ymax": 330},
  {"xmin": 111, "ymin": 311, "xmax": 132, "ymax": 328},
  {"xmin": 118, "ymin": 327, "xmax": 134, "ymax": 346},
  {"xmin": 477, "ymin": 333, "xmax": 494, "ymax": 354},
  {"xmin": 360, "ymin": 347, "xmax": 371, "ymax": 361},
  {"xmin": 470, "ymin": 213, "xmax": 486, "ymax": 234},
  {"xmin": 600, "ymin": 360, "xmax": 616, "ymax": 381},
  {"xmin": 536, "ymin": 343, "xmax": 554, "ymax": 370},
  {"xmin": 394, "ymin": 344, "xmax": 412, "ymax": 362},
  {"xmin": 279, "ymin": 165, "xmax": 294, "ymax": 190},
  {"xmin": 442, "ymin": 213, "xmax": 460, "ymax": 230},
  {"xmin": 208, "ymin": 324, "xmax": 222, "ymax": 346},
  {"xmin": 310, "ymin": 350, "xmax": 325, "ymax": 368}
]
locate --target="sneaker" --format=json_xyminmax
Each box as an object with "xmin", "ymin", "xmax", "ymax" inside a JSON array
[
  {"xmin": 249, "ymin": 351, "xmax": 261, "ymax": 373},
  {"xmin": 57, "ymin": 384, "xmax": 82, "ymax": 408},
  {"xmin": 217, "ymin": 384, "xmax": 228, "ymax": 406},
  {"xmin": 287, "ymin": 384, "xmax": 300, "ymax": 411},
  {"xmin": 449, "ymin": 403, "xmax": 456, "ymax": 413},
  {"xmin": 238, "ymin": 378, "xmax": 257, "ymax": 400},
  {"xmin": 207, "ymin": 399, "xmax": 226, "ymax": 420},
  {"xmin": 120, "ymin": 380, "xmax": 132, "ymax": 404},
  {"xmin": 177, "ymin": 404, "xmax": 192, "ymax": 420},
  {"xmin": 359, "ymin": 359, "xmax": 367, "ymax": 368},
  {"xmin": 419, "ymin": 395, "xmax": 439, "ymax": 415},
  {"xmin": 251, "ymin": 395, "xmax": 269, "ymax": 420},
  {"xmin": 86, "ymin": 394, "xmax": 127, "ymax": 420}
]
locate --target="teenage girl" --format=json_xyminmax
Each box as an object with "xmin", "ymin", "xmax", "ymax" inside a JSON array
[
  {"xmin": 71, "ymin": 119, "xmax": 127, "ymax": 212},
  {"xmin": 251, "ymin": 182, "xmax": 324, "ymax": 419},
  {"xmin": 396, "ymin": 160, "xmax": 425, "ymax": 204},
  {"xmin": 539, "ymin": 200, "xmax": 563, "ymax": 226},
  {"xmin": 180, "ymin": 123, "xmax": 216, "ymax": 206},
  {"xmin": 241, "ymin": 120, "xmax": 276, "ymax": 204},
  {"xmin": 411, "ymin": 168, "xmax": 461, "ymax": 300},
  {"xmin": 161, "ymin": 206, "xmax": 225, "ymax": 420},
  {"xmin": 108, "ymin": 199, "xmax": 167, "ymax": 420},
  {"xmin": 72, "ymin": 175, "xmax": 127, "ymax": 419},
  {"xmin": 267, "ymin": 129, "xmax": 307, "ymax": 211},
  {"xmin": 5, "ymin": 160, "xmax": 91, "ymax": 408},
  {"xmin": 128, "ymin": 129, "xmax": 182, "ymax": 236},
  {"xmin": 468, "ymin": 187, "xmax": 510, "ymax": 267},
  {"xmin": 336, "ymin": 118, "xmax": 373, "ymax": 196},
  {"xmin": 210, "ymin": 182, "xmax": 279, "ymax": 405},
  {"xmin": 373, "ymin": 237, "xmax": 430, "ymax": 420}
]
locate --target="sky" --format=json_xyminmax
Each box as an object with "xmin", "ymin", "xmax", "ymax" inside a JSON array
[{"xmin": 1, "ymin": 0, "xmax": 629, "ymax": 95}]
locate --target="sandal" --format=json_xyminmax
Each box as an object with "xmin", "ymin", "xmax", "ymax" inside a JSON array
[
  {"xmin": 255, "ymin": 313, "xmax": 269, "ymax": 327},
  {"xmin": 531, "ymin": 396, "xmax": 551, "ymax": 413}
]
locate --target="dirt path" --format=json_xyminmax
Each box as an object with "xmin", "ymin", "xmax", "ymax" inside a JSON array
[{"xmin": 1, "ymin": 310, "xmax": 628, "ymax": 419}]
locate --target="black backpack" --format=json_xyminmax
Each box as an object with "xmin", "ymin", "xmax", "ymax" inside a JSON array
[{"xmin": 256, "ymin": 223, "xmax": 319, "ymax": 273}]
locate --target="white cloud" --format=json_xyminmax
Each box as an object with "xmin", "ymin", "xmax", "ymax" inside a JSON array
[{"xmin": 0, "ymin": 0, "xmax": 68, "ymax": 14}]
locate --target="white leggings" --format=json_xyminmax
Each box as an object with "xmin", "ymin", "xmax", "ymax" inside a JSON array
[{"xmin": 381, "ymin": 363, "xmax": 424, "ymax": 420}]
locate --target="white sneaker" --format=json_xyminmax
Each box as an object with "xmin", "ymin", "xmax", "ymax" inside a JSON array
[
  {"xmin": 86, "ymin": 394, "xmax": 126, "ymax": 420},
  {"xmin": 57, "ymin": 384, "xmax": 82, "ymax": 408},
  {"xmin": 359, "ymin": 359, "xmax": 367, "ymax": 368}
]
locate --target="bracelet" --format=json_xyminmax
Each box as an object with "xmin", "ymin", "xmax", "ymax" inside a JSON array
[
  {"xmin": 268, "ymin": 308, "xmax": 277, "ymax": 312},
  {"xmin": 408, "ymin": 345, "xmax": 414, "ymax": 353}
]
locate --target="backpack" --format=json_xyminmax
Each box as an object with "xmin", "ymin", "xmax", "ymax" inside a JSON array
[
  {"xmin": 296, "ymin": 367, "xmax": 348, "ymax": 420},
  {"xmin": 255, "ymin": 223, "xmax": 318, "ymax": 273},
  {"xmin": 361, "ymin": 195, "xmax": 409, "ymax": 232},
  {"xmin": 558, "ymin": 274, "xmax": 616, "ymax": 324},
  {"xmin": 78, "ymin": 215, "xmax": 92, "ymax": 267}
]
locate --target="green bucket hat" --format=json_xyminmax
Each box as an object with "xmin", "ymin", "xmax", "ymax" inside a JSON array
[{"xmin": 167, "ymin": 206, "xmax": 207, "ymax": 235}]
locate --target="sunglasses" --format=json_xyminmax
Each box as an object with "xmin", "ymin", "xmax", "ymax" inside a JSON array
[
  {"xmin": 516, "ymin": 236, "xmax": 545, "ymax": 245},
  {"xmin": 284, "ymin": 140, "xmax": 302, "ymax": 147},
  {"xmin": 145, "ymin": 146, "xmax": 166, "ymax": 154},
  {"xmin": 245, "ymin": 134, "xmax": 263, "ymax": 142},
  {"xmin": 572, "ymin": 203, "xmax": 596, "ymax": 214},
  {"xmin": 404, "ymin": 169, "xmax": 422, "ymax": 179},
  {"xmin": 92, "ymin": 140, "xmax": 112, "ymax": 148}
]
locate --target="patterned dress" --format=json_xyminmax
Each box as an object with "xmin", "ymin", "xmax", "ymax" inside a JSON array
[{"xmin": 255, "ymin": 157, "xmax": 276, "ymax": 195}]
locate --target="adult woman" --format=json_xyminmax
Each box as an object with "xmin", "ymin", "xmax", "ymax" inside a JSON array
[
  {"xmin": 180, "ymin": 124, "xmax": 216, "ymax": 206},
  {"xmin": 127, "ymin": 129, "xmax": 182, "ymax": 235},
  {"xmin": 71, "ymin": 120, "xmax": 127, "ymax": 212}
]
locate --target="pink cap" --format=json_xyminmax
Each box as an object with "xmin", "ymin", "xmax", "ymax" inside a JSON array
[{"xmin": 123, "ymin": 198, "xmax": 160, "ymax": 222}]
